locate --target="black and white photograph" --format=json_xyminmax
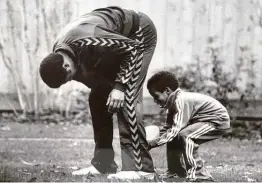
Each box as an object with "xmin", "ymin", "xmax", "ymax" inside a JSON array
[{"xmin": 0, "ymin": 0, "xmax": 262, "ymax": 182}]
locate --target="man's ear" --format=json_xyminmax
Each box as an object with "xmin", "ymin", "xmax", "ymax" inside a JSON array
[{"xmin": 164, "ymin": 87, "xmax": 173, "ymax": 95}]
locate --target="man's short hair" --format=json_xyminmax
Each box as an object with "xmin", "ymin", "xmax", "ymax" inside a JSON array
[
  {"xmin": 147, "ymin": 71, "xmax": 179, "ymax": 92},
  {"xmin": 39, "ymin": 53, "xmax": 67, "ymax": 88}
]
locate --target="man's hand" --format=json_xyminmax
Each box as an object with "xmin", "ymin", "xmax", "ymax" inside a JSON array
[{"xmin": 106, "ymin": 89, "xmax": 125, "ymax": 113}]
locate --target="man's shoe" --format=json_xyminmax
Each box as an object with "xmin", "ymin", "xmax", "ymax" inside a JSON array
[
  {"xmin": 72, "ymin": 165, "xmax": 101, "ymax": 175},
  {"xmin": 107, "ymin": 171, "xmax": 155, "ymax": 180}
]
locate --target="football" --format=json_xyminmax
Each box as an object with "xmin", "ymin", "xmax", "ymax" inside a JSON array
[{"xmin": 145, "ymin": 125, "xmax": 160, "ymax": 141}]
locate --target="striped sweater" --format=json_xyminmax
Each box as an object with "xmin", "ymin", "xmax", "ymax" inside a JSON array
[
  {"xmin": 53, "ymin": 6, "xmax": 141, "ymax": 91},
  {"xmin": 149, "ymin": 88, "xmax": 231, "ymax": 148}
]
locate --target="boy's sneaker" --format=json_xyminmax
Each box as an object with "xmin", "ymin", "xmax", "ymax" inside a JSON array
[
  {"xmin": 159, "ymin": 171, "xmax": 179, "ymax": 179},
  {"xmin": 187, "ymin": 168, "xmax": 214, "ymax": 182}
]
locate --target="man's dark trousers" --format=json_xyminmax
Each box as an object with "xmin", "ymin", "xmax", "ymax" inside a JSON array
[{"xmin": 89, "ymin": 12, "xmax": 157, "ymax": 173}]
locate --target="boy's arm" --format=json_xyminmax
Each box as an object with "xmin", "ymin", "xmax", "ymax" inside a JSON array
[{"xmin": 148, "ymin": 94, "xmax": 184, "ymax": 149}]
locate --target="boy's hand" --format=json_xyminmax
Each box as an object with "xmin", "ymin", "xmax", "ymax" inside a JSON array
[
  {"xmin": 147, "ymin": 140, "xmax": 158, "ymax": 150},
  {"xmin": 107, "ymin": 89, "xmax": 125, "ymax": 113}
]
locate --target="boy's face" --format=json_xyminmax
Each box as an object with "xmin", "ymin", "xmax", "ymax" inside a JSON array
[{"xmin": 149, "ymin": 87, "xmax": 171, "ymax": 108}]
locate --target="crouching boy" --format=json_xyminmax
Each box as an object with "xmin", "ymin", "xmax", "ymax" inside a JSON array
[{"xmin": 146, "ymin": 71, "xmax": 231, "ymax": 182}]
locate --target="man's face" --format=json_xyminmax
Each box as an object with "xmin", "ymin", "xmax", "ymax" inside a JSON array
[{"xmin": 149, "ymin": 87, "xmax": 170, "ymax": 108}]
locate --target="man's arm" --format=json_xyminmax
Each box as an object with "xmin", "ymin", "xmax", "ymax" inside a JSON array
[
  {"xmin": 90, "ymin": 27, "xmax": 141, "ymax": 112},
  {"xmin": 148, "ymin": 94, "xmax": 184, "ymax": 149},
  {"xmin": 71, "ymin": 26, "xmax": 140, "ymax": 89},
  {"xmin": 54, "ymin": 23, "xmax": 140, "ymax": 89},
  {"xmin": 53, "ymin": 22, "xmax": 141, "ymax": 112}
]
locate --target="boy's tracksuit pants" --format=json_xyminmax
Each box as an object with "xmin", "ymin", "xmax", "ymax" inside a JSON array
[{"xmin": 167, "ymin": 122, "xmax": 230, "ymax": 180}]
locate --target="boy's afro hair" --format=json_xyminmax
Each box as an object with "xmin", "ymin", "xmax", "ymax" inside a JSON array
[
  {"xmin": 39, "ymin": 53, "xmax": 67, "ymax": 88},
  {"xmin": 147, "ymin": 71, "xmax": 179, "ymax": 92}
]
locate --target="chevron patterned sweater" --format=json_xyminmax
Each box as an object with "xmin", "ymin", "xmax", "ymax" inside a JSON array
[{"xmin": 53, "ymin": 6, "xmax": 141, "ymax": 91}]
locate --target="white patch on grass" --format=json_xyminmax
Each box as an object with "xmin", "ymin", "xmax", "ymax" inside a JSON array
[
  {"xmin": 70, "ymin": 166, "xmax": 79, "ymax": 170},
  {"xmin": 1, "ymin": 125, "xmax": 11, "ymax": 131}
]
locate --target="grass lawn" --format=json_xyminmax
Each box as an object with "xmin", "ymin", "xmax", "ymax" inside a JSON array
[{"xmin": 0, "ymin": 122, "xmax": 262, "ymax": 182}]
